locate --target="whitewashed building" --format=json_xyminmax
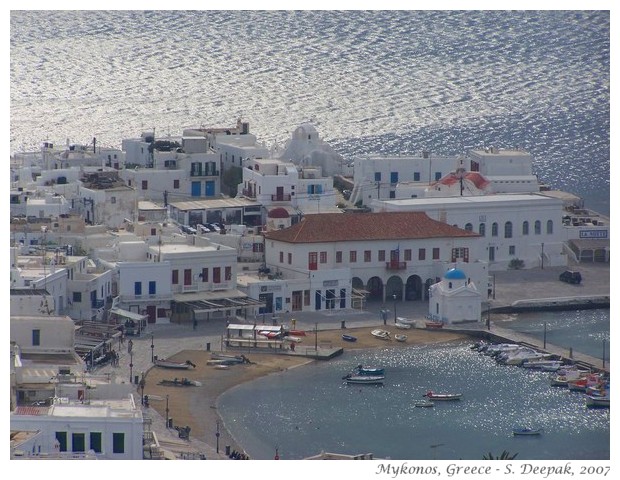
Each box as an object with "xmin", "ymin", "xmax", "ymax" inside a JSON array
[
  {"xmin": 428, "ymin": 268, "xmax": 482, "ymax": 324},
  {"xmin": 76, "ymin": 171, "xmax": 136, "ymax": 228}
]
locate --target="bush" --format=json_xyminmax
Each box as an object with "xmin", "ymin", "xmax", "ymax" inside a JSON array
[{"xmin": 508, "ymin": 258, "xmax": 525, "ymax": 270}]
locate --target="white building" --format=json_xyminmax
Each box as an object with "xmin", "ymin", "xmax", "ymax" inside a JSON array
[
  {"xmin": 467, "ymin": 147, "xmax": 540, "ymax": 193},
  {"xmin": 262, "ymin": 212, "xmax": 486, "ymax": 314},
  {"xmin": 372, "ymin": 193, "xmax": 567, "ymax": 271},
  {"xmin": 428, "ymin": 268, "xmax": 482, "ymax": 325},
  {"xmin": 76, "ymin": 171, "xmax": 136, "ymax": 228}
]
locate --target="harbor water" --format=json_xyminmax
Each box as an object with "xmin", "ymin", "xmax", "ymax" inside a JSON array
[{"xmin": 218, "ymin": 311, "xmax": 610, "ymax": 460}]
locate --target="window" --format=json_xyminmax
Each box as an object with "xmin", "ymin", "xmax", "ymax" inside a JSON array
[
  {"xmin": 55, "ymin": 432, "xmax": 68, "ymax": 452},
  {"xmin": 378, "ymin": 250, "xmax": 386, "ymax": 262},
  {"xmin": 141, "ymin": 180, "xmax": 148, "ymax": 190},
  {"xmin": 390, "ymin": 172, "xmax": 399, "ymax": 184},
  {"xmin": 504, "ymin": 221, "xmax": 513, "ymax": 238},
  {"xmin": 432, "ymin": 247, "xmax": 440, "ymax": 260},
  {"xmin": 435, "ymin": 172, "xmax": 442, "ymax": 181},
  {"xmin": 413, "ymin": 172, "xmax": 420, "ymax": 181},
  {"xmin": 111, "ymin": 196, "xmax": 116, "ymax": 204},
  {"xmin": 149, "ymin": 281, "xmax": 156, "ymax": 295},
  {"xmin": 279, "ymin": 251, "xmax": 284, "ymax": 263},
  {"xmin": 404, "ymin": 249, "xmax": 412, "ymax": 261},
  {"xmin": 173, "ymin": 179, "xmax": 180, "ymax": 189},
  {"xmin": 32, "ymin": 329, "xmax": 40, "ymax": 346},
  {"xmin": 112, "ymin": 433, "xmax": 125, "ymax": 454},
  {"xmin": 172, "ymin": 269, "xmax": 179, "ymax": 284},
  {"xmin": 73, "ymin": 291, "xmax": 82, "ymax": 302},
  {"xmin": 364, "ymin": 250, "xmax": 371, "ymax": 262},
  {"xmin": 184, "ymin": 269, "xmax": 191, "ymax": 285},
  {"xmin": 522, "ymin": 221, "xmax": 529, "ymax": 235},
  {"xmin": 465, "ymin": 223, "xmax": 473, "ymax": 231},
  {"xmin": 335, "ymin": 251, "xmax": 342, "ymax": 263},
  {"xmin": 72, "ymin": 433, "xmax": 85, "ymax": 452},
  {"xmin": 479, "ymin": 223, "xmax": 486, "ymax": 236},
  {"xmin": 304, "ymin": 290, "xmax": 310, "ymax": 306},
  {"xmin": 546, "ymin": 220, "xmax": 553, "ymax": 234},
  {"xmin": 389, "ymin": 190, "xmax": 396, "ymax": 199},
  {"xmin": 509, "ymin": 246, "xmax": 516, "ymax": 255},
  {"xmin": 225, "ymin": 266, "xmax": 232, "ymax": 281},
  {"xmin": 287, "ymin": 253, "xmax": 292, "ymax": 264},
  {"xmin": 201, "ymin": 268, "xmax": 208, "ymax": 282},
  {"xmin": 374, "ymin": 172, "xmax": 381, "ymax": 182},
  {"xmin": 534, "ymin": 220, "xmax": 541, "ymax": 235},
  {"xmin": 308, "ymin": 252, "xmax": 318, "ymax": 270},
  {"xmin": 491, "ymin": 222, "xmax": 499, "ymax": 237},
  {"xmin": 134, "ymin": 282, "xmax": 142, "ymax": 295},
  {"xmin": 90, "ymin": 432, "xmax": 102, "ymax": 453},
  {"xmin": 151, "ymin": 228, "xmax": 157, "ymax": 236},
  {"xmin": 418, "ymin": 248, "xmax": 426, "ymax": 261},
  {"xmin": 349, "ymin": 251, "xmax": 357, "ymax": 263},
  {"xmin": 320, "ymin": 252, "xmax": 327, "ymax": 263},
  {"xmin": 213, "ymin": 267, "xmax": 221, "ymax": 283},
  {"xmin": 253, "ymin": 243, "xmax": 264, "ymax": 253},
  {"xmin": 451, "ymin": 247, "xmax": 469, "ymax": 262}
]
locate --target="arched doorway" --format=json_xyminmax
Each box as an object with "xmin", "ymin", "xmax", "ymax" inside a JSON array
[
  {"xmin": 424, "ymin": 278, "xmax": 436, "ymax": 300},
  {"xmin": 405, "ymin": 275, "xmax": 423, "ymax": 301},
  {"xmin": 385, "ymin": 275, "xmax": 404, "ymax": 300},
  {"xmin": 366, "ymin": 276, "xmax": 384, "ymax": 300}
]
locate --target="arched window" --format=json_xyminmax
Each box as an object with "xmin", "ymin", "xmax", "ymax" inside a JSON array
[
  {"xmin": 504, "ymin": 221, "xmax": 513, "ymax": 238},
  {"xmin": 491, "ymin": 222, "xmax": 498, "ymax": 237},
  {"xmin": 479, "ymin": 223, "xmax": 486, "ymax": 236},
  {"xmin": 546, "ymin": 220, "xmax": 553, "ymax": 234},
  {"xmin": 465, "ymin": 223, "xmax": 473, "ymax": 231},
  {"xmin": 522, "ymin": 221, "xmax": 529, "ymax": 235},
  {"xmin": 534, "ymin": 220, "xmax": 541, "ymax": 235}
]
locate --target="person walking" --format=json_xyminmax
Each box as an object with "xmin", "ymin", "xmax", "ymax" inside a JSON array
[{"xmin": 127, "ymin": 339, "xmax": 133, "ymax": 354}]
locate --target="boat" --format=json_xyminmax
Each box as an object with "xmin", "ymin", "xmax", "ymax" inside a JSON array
[
  {"xmin": 396, "ymin": 317, "xmax": 415, "ymax": 326},
  {"xmin": 343, "ymin": 374, "xmax": 384, "ymax": 385},
  {"xmin": 158, "ymin": 378, "xmax": 202, "ymax": 387},
  {"xmin": 414, "ymin": 400, "xmax": 434, "ymax": 408},
  {"xmin": 394, "ymin": 334, "xmax": 407, "ymax": 342},
  {"xmin": 350, "ymin": 365, "xmax": 385, "ymax": 376},
  {"xmin": 210, "ymin": 353, "xmax": 249, "ymax": 363},
  {"xmin": 423, "ymin": 391, "xmax": 462, "ymax": 401},
  {"xmin": 283, "ymin": 335, "xmax": 303, "ymax": 343},
  {"xmin": 512, "ymin": 427, "xmax": 542, "ymax": 436},
  {"xmin": 287, "ymin": 329, "xmax": 307, "ymax": 337},
  {"xmin": 395, "ymin": 322, "xmax": 411, "ymax": 330},
  {"xmin": 585, "ymin": 394, "xmax": 610, "ymax": 408},
  {"xmin": 258, "ymin": 331, "xmax": 281, "ymax": 339},
  {"xmin": 522, "ymin": 359, "xmax": 563, "ymax": 371},
  {"xmin": 371, "ymin": 329, "xmax": 391, "ymax": 340},
  {"xmin": 425, "ymin": 321, "xmax": 443, "ymax": 329},
  {"xmin": 341, "ymin": 334, "xmax": 357, "ymax": 342},
  {"xmin": 154, "ymin": 359, "xmax": 196, "ymax": 370}
]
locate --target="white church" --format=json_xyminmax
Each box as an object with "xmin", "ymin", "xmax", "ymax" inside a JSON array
[{"xmin": 428, "ymin": 268, "xmax": 482, "ymax": 325}]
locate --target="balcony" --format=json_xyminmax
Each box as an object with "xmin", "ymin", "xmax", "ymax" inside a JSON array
[
  {"xmin": 385, "ymin": 261, "xmax": 407, "ymax": 270},
  {"xmin": 271, "ymin": 194, "xmax": 291, "ymax": 202},
  {"xmin": 242, "ymin": 188, "xmax": 256, "ymax": 199}
]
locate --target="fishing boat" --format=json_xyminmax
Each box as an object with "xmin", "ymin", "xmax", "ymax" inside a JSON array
[
  {"xmin": 512, "ymin": 427, "xmax": 542, "ymax": 436},
  {"xmin": 396, "ymin": 317, "xmax": 415, "ymax": 326},
  {"xmin": 395, "ymin": 322, "xmax": 411, "ymax": 330},
  {"xmin": 154, "ymin": 359, "xmax": 196, "ymax": 370},
  {"xmin": 522, "ymin": 359, "xmax": 563, "ymax": 371},
  {"xmin": 423, "ymin": 391, "xmax": 462, "ymax": 401},
  {"xmin": 414, "ymin": 400, "xmax": 434, "ymax": 408},
  {"xmin": 585, "ymin": 394, "xmax": 610, "ymax": 408},
  {"xmin": 158, "ymin": 378, "xmax": 202, "ymax": 387},
  {"xmin": 341, "ymin": 334, "xmax": 357, "ymax": 342},
  {"xmin": 394, "ymin": 334, "xmax": 407, "ymax": 342},
  {"xmin": 350, "ymin": 365, "xmax": 385, "ymax": 376},
  {"xmin": 343, "ymin": 374, "xmax": 384, "ymax": 385},
  {"xmin": 371, "ymin": 329, "xmax": 391, "ymax": 340},
  {"xmin": 258, "ymin": 330, "xmax": 281, "ymax": 339}
]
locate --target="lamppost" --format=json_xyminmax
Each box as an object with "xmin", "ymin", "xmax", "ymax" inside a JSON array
[
  {"xmin": 165, "ymin": 394, "xmax": 170, "ymax": 428},
  {"xmin": 215, "ymin": 420, "xmax": 220, "ymax": 454},
  {"xmin": 150, "ymin": 332, "xmax": 154, "ymax": 362},
  {"xmin": 139, "ymin": 373, "xmax": 145, "ymax": 405},
  {"xmin": 541, "ymin": 243, "xmax": 545, "ymax": 269},
  {"xmin": 392, "ymin": 294, "xmax": 397, "ymax": 323},
  {"xmin": 129, "ymin": 350, "xmax": 134, "ymax": 384}
]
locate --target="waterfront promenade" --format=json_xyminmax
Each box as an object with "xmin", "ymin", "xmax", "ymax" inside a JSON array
[{"xmin": 94, "ymin": 262, "xmax": 609, "ymax": 459}]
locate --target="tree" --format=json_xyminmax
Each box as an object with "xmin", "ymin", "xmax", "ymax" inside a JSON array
[
  {"xmin": 221, "ymin": 166, "xmax": 243, "ymax": 197},
  {"xmin": 483, "ymin": 450, "xmax": 519, "ymax": 460}
]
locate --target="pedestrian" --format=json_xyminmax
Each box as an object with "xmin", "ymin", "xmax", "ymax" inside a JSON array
[
  {"xmin": 193, "ymin": 318, "xmax": 197, "ymax": 330},
  {"xmin": 128, "ymin": 339, "xmax": 133, "ymax": 354}
]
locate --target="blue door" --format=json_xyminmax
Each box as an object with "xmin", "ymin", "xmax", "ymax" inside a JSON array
[
  {"xmin": 191, "ymin": 181, "xmax": 201, "ymax": 197},
  {"xmin": 205, "ymin": 180, "xmax": 215, "ymax": 197}
]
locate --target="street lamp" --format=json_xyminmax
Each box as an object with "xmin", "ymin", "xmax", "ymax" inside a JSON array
[
  {"xmin": 541, "ymin": 243, "xmax": 545, "ymax": 270},
  {"xmin": 392, "ymin": 294, "xmax": 397, "ymax": 323},
  {"xmin": 150, "ymin": 332, "xmax": 154, "ymax": 363},
  {"xmin": 139, "ymin": 373, "xmax": 145, "ymax": 405},
  {"xmin": 215, "ymin": 420, "xmax": 220, "ymax": 454},
  {"xmin": 129, "ymin": 351, "xmax": 134, "ymax": 384}
]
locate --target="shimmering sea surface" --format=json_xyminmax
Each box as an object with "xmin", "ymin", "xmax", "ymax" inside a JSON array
[
  {"xmin": 218, "ymin": 340, "xmax": 609, "ymax": 460},
  {"xmin": 10, "ymin": 10, "xmax": 610, "ymax": 215}
]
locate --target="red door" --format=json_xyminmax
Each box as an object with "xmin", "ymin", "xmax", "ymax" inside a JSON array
[{"xmin": 146, "ymin": 305, "xmax": 156, "ymax": 324}]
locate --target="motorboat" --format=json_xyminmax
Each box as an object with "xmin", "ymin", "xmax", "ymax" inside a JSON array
[
  {"xmin": 512, "ymin": 427, "xmax": 542, "ymax": 436},
  {"xmin": 498, "ymin": 348, "xmax": 546, "ymax": 366},
  {"xmin": 154, "ymin": 359, "xmax": 196, "ymax": 369},
  {"xmin": 414, "ymin": 400, "xmax": 434, "ymax": 408},
  {"xmin": 585, "ymin": 394, "xmax": 610, "ymax": 408},
  {"xmin": 350, "ymin": 365, "xmax": 384, "ymax": 376},
  {"xmin": 371, "ymin": 329, "xmax": 391, "ymax": 340},
  {"xmin": 283, "ymin": 335, "xmax": 303, "ymax": 343},
  {"xmin": 395, "ymin": 322, "xmax": 412, "ymax": 330},
  {"xmin": 341, "ymin": 334, "xmax": 357, "ymax": 342},
  {"xmin": 396, "ymin": 316, "xmax": 415, "ymax": 326},
  {"xmin": 343, "ymin": 374, "xmax": 384, "ymax": 385},
  {"xmin": 423, "ymin": 391, "xmax": 462, "ymax": 401},
  {"xmin": 158, "ymin": 378, "xmax": 202, "ymax": 387},
  {"xmin": 522, "ymin": 359, "xmax": 563, "ymax": 371},
  {"xmin": 394, "ymin": 334, "xmax": 407, "ymax": 342}
]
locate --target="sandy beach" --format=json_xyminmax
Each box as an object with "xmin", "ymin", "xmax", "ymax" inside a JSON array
[{"xmin": 142, "ymin": 325, "xmax": 467, "ymax": 458}]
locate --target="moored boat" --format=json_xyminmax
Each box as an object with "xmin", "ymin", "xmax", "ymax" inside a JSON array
[
  {"xmin": 425, "ymin": 321, "xmax": 443, "ymax": 329},
  {"xmin": 414, "ymin": 400, "xmax": 434, "ymax": 408},
  {"xmin": 154, "ymin": 359, "xmax": 196, "ymax": 369},
  {"xmin": 395, "ymin": 322, "xmax": 411, "ymax": 330},
  {"xmin": 343, "ymin": 374, "xmax": 385, "ymax": 385},
  {"xmin": 512, "ymin": 427, "xmax": 542, "ymax": 436},
  {"xmin": 341, "ymin": 334, "xmax": 357, "ymax": 342},
  {"xmin": 423, "ymin": 391, "xmax": 462, "ymax": 401},
  {"xmin": 394, "ymin": 334, "xmax": 407, "ymax": 342},
  {"xmin": 350, "ymin": 365, "xmax": 385, "ymax": 376},
  {"xmin": 371, "ymin": 329, "xmax": 391, "ymax": 340},
  {"xmin": 585, "ymin": 394, "xmax": 610, "ymax": 408},
  {"xmin": 158, "ymin": 378, "xmax": 202, "ymax": 387}
]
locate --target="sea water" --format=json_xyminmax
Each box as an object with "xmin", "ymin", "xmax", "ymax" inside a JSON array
[{"xmin": 218, "ymin": 339, "xmax": 610, "ymax": 460}]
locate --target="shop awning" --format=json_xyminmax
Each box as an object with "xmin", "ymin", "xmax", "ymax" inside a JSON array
[
  {"xmin": 109, "ymin": 308, "xmax": 148, "ymax": 321},
  {"xmin": 173, "ymin": 289, "xmax": 265, "ymax": 313}
]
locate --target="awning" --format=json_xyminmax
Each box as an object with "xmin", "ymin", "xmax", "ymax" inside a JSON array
[
  {"xmin": 173, "ymin": 289, "xmax": 265, "ymax": 313},
  {"xmin": 109, "ymin": 308, "xmax": 148, "ymax": 322}
]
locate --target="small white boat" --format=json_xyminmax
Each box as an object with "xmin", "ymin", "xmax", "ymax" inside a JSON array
[
  {"xmin": 424, "ymin": 391, "xmax": 462, "ymax": 401},
  {"xmin": 371, "ymin": 329, "xmax": 391, "ymax": 340},
  {"xmin": 394, "ymin": 334, "xmax": 407, "ymax": 342},
  {"xmin": 522, "ymin": 359, "xmax": 563, "ymax": 371},
  {"xmin": 154, "ymin": 359, "xmax": 196, "ymax": 370},
  {"xmin": 343, "ymin": 374, "xmax": 385, "ymax": 385},
  {"xmin": 283, "ymin": 335, "xmax": 303, "ymax": 343},
  {"xmin": 395, "ymin": 322, "xmax": 411, "ymax": 330},
  {"xmin": 414, "ymin": 400, "xmax": 434, "ymax": 408},
  {"xmin": 396, "ymin": 317, "xmax": 415, "ymax": 325},
  {"xmin": 512, "ymin": 427, "xmax": 542, "ymax": 436},
  {"xmin": 585, "ymin": 394, "xmax": 610, "ymax": 408}
]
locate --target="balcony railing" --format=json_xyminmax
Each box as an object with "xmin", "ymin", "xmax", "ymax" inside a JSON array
[
  {"xmin": 242, "ymin": 188, "xmax": 256, "ymax": 199},
  {"xmin": 385, "ymin": 261, "xmax": 407, "ymax": 270},
  {"xmin": 190, "ymin": 170, "xmax": 219, "ymax": 177},
  {"xmin": 271, "ymin": 194, "xmax": 291, "ymax": 202}
]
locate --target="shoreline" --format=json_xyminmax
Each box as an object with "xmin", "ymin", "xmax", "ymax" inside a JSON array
[{"xmin": 143, "ymin": 325, "xmax": 468, "ymax": 459}]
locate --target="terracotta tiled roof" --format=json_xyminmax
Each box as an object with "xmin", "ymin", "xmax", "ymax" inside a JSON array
[
  {"xmin": 13, "ymin": 406, "xmax": 48, "ymax": 416},
  {"xmin": 264, "ymin": 212, "xmax": 478, "ymax": 243}
]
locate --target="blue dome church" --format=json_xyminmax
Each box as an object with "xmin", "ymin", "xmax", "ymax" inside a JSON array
[{"xmin": 428, "ymin": 268, "xmax": 481, "ymax": 325}]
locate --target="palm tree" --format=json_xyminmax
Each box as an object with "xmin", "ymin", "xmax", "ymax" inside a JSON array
[{"xmin": 483, "ymin": 450, "xmax": 519, "ymax": 460}]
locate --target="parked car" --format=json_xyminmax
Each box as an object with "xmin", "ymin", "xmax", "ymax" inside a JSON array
[
  {"xmin": 559, "ymin": 270, "xmax": 582, "ymax": 284},
  {"xmin": 180, "ymin": 224, "xmax": 197, "ymax": 235},
  {"xmin": 197, "ymin": 224, "xmax": 211, "ymax": 233}
]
